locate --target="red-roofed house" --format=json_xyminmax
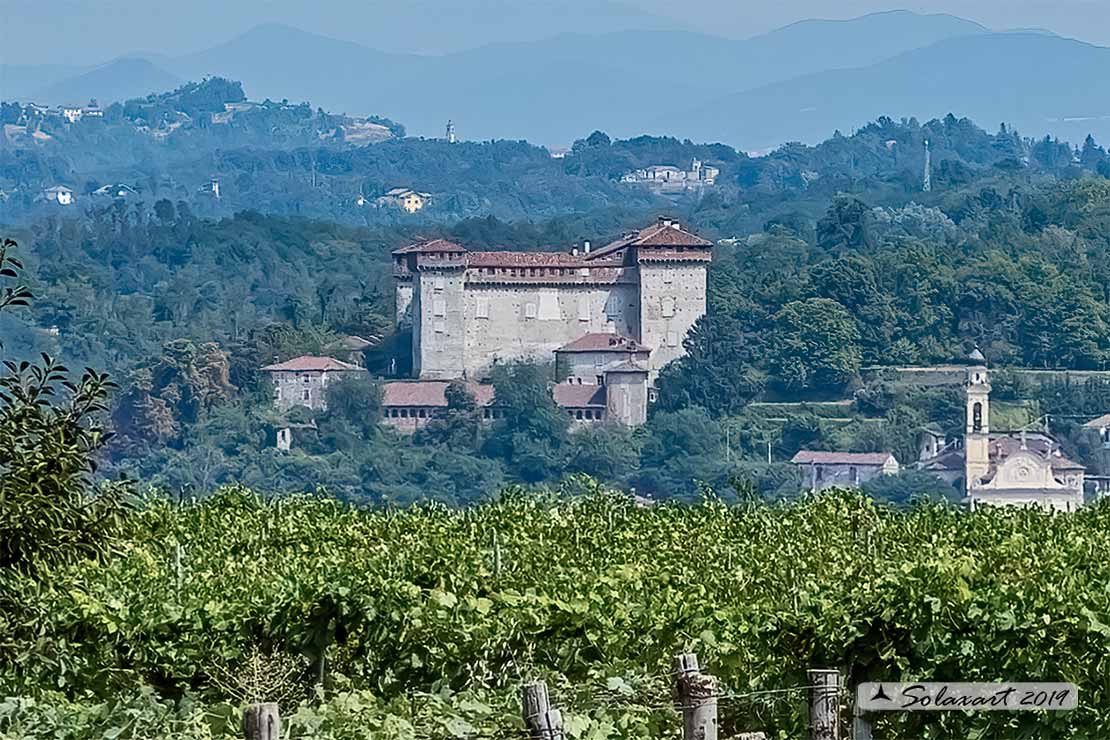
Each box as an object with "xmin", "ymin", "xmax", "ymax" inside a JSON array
[
  {"xmin": 262, "ymin": 355, "xmax": 363, "ymax": 411},
  {"xmin": 791, "ymin": 450, "xmax": 901, "ymax": 491},
  {"xmin": 555, "ymin": 332, "xmax": 650, "ymax": 385}
]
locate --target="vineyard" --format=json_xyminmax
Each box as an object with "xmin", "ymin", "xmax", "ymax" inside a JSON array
[{"xmin": 3, "ymin": 483, "xmax": 1110, "ymax": 739}]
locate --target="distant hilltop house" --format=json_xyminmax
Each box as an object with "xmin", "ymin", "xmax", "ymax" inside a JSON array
[
  {"xmin": 211, "ymin": 101, "xmax": 258, "ymax": 123},
  {"xmin": 340, "ymin": 119, "xmax": 392, "ymax": 145},
  {"xmin": 262, "ymin": 355, "xmax": 362, "ymax": 412},
  {"xmin": 198, "ymin": 179, "xmax": 221, "ymax": 199},
  {"xmin": 621, "ymin": 159, "xmax": 720, "ymax": 195},
  {"xmin": 40, "ymin": 185, "xmax": 74, "ymax": 205},
  {"xmin": 92, "ymin": 183, "xmax": 138, "ymax": 198},
  {"xmin": 792, "ymin": 451, "xmax": 900, "ymax": 491},
  {"xmin": 376, "ymin": 188, "xmax": 430, "ymax": 213},
  {"xmin": 60, "ymin": 99, "xmax": 104, "ymax": 124}
]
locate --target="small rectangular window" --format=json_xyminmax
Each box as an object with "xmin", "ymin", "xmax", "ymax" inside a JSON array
[
  {"xmin": 475, "ymin": 297, "xmax": 490, "ymax": 318},
  {"xmin": 434, "ymin": 276, "xmax": 445, "ymax": 291},
  {"xmin": 662, "ymin": 296, "xmax": 676, "ymax": 318},
  {"xmin": 302, "ymin": 389, "xmax": 310, "ymax": 401},
  {"xmin": 577, "ymin": 296, "xmax": 589, "ymax": 322},
  {"xmin": 525, "ymin": 303, "xmax": 537, "ymax": 319},
  {"xmin": 433, "ymin": 298, "xmax": 446, "ymax": 317},
  {"xmin": 434, "ymin": 321, "xmax": 446, "ymax": 333},
  {"xmin": 666, "ymin": 331, "xmax": 678, "ymax": 347}
]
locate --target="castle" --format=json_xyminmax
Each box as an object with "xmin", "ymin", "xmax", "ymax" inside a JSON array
[
  {"xmin": 392, "ymin": 217, "xmax": 711, "ymax": 383},
  {"xmin": 620, "ymin": 160, "xmax": 720, "ymax": 195}
]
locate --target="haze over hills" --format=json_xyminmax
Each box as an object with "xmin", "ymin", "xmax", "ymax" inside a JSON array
[
  {"xmin": 31, "ymin": 59, "xmax": 184, "ymax": 110},
  {"xmin": 666, "ymin": 32, "xmax": 1110, "ymax": 149},
  {"xmin": 6, "ymin": 11, "xmax": 1110, "ymax": 149}
]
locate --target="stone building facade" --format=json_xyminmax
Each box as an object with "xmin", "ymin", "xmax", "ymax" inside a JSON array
[
  {"xmin": 791, "ymin": 451, "xmax": 901, "ymax": 491},
  {"xmin": 392, "ymin": 217, "xmax": 711, "ymax": 382},
  {"xmin": 262, "ymin": 355, "xmax": 362, "ymax": 412}
]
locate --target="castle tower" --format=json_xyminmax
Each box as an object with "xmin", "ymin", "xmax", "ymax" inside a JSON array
[
  {"xmin": 604, "ymin": 362, "xmax": 649, "ymax": 427},
  {"xmin": 632, "ymin": 217, "xmax": 713, "ymax": 376},
  {"xmin": 392, "ymin": 239, "xmax": 468, "ymax": 379},
  {"xmin": 446, "ymin": 120, "xmax": 456, "ymax": 144},
  {"xmin": 964, "ymin": 349, "xmax": 991, "ymax": 494}
]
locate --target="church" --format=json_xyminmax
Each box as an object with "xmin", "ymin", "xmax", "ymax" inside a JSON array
[{"xmin": 917, "ymin": 354, "xmax": 1086, "ymax": 512}]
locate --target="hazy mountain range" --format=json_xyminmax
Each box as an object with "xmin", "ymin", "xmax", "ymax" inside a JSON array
[{"xmin": 4, "ymin": 10, "xmax": 1108, "ymax": 149}]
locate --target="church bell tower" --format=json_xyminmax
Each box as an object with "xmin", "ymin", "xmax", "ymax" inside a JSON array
[{"xmin": 964, "ymin": 349, "xmax": 991, "ymax": 494}]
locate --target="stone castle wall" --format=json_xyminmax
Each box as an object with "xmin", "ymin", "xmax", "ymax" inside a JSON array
[
  {"xmin": 410, "ymin": 264, "xmax": 705, "ymax": 380},
  {"xmin": 637, "ymin": 263, "xmax": 707, "ymax": 373},
  {"xmin": 460, "ymin": 283, "xmax": 641, "ymax": 379}
]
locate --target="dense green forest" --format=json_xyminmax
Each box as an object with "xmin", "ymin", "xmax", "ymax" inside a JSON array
[
  {"xmin": 4, "ymin": 78, "xmax": 1110, "ymax": 227},
  {"xmin": 4, "ymin": 110, "xmax": 1110, "ymax": 504}
]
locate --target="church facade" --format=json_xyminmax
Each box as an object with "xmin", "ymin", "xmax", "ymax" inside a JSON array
[
  {"xmin": 392, "ymin": 217, "xmax": 711, "ymax": 382},
  {"xmin": 918, "ymin": 358, "xmax": 1086, "ymax": 512}
]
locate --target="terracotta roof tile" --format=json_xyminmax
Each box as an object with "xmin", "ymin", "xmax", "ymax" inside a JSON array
[
  {"xmin": 586, "ymin": 219, "xmax": 712, "ymax": 260},
  {"xmin": 262, "ymin": 355, "xmax": 362, "ymax": 372},
  {"xmin": 381, "ymin": 381, "xmax": 495, "ymax": 407},
  {"xmin": 605, "ymin": 360, "xmax": 650, "ymax": 373},
  {"xmin": 556, "ymin": 333, "xmax": 649, "ymax": 353},
  {"xmin": 553, "ymin": 383, "xmax": 607, "ymax": 408},
  {"xmin": 467, "ymin": 251, "xmax": 588, "ymax": 268},
  {"xmin": 920, "ymin": 433, "xmax": 1086, "ymax": 474},
  {"xmin": 330, "ymin": 335, "xmax": 379, "ymax": 351},
  {"xmin": 631, "ymin": 223, "xmax": 713, "ymax": 247},
  {"xmin": 392, "ymin": 238, "xmax": 467, "ymax": 255},
  {"xmin": 791, "ymin": 451, "xmax": 897, "ymax": 466},
  {"xmin": 1085, "ymin": 413, "xmax": 1110, "ymax": 429}
]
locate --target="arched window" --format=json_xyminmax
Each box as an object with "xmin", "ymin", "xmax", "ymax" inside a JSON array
[{"xmin": 972, "ymin": 402, "xmax": 983, "ymax": 432}]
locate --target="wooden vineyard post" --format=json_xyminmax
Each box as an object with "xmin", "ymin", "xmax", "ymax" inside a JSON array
[
  {"xmin": 243, "ymin": 702, "xmax": 281, "ymax": 740},
  {"xmin": 852, "ymin": 701, "xmax": 873, "ymax": 740},
  {"xmin": 522, "ymin": 680, "xmax": 565, "ymax": 740},
  {"xmin": 673, "ymin": 652, "xmax": 719, "ymax": 740},
  {"xmin": 808, "ymin": 668, "xmax": 841, "ymax": 740}
]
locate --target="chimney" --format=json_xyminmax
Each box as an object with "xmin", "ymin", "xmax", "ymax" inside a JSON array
[
  {"xmin": 658, "ymin": 215, "xmax": 671, "ymax": 227},
  {"xmin": 583, "ymin": 240, "xmax": 591, "ymax": 254}
]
